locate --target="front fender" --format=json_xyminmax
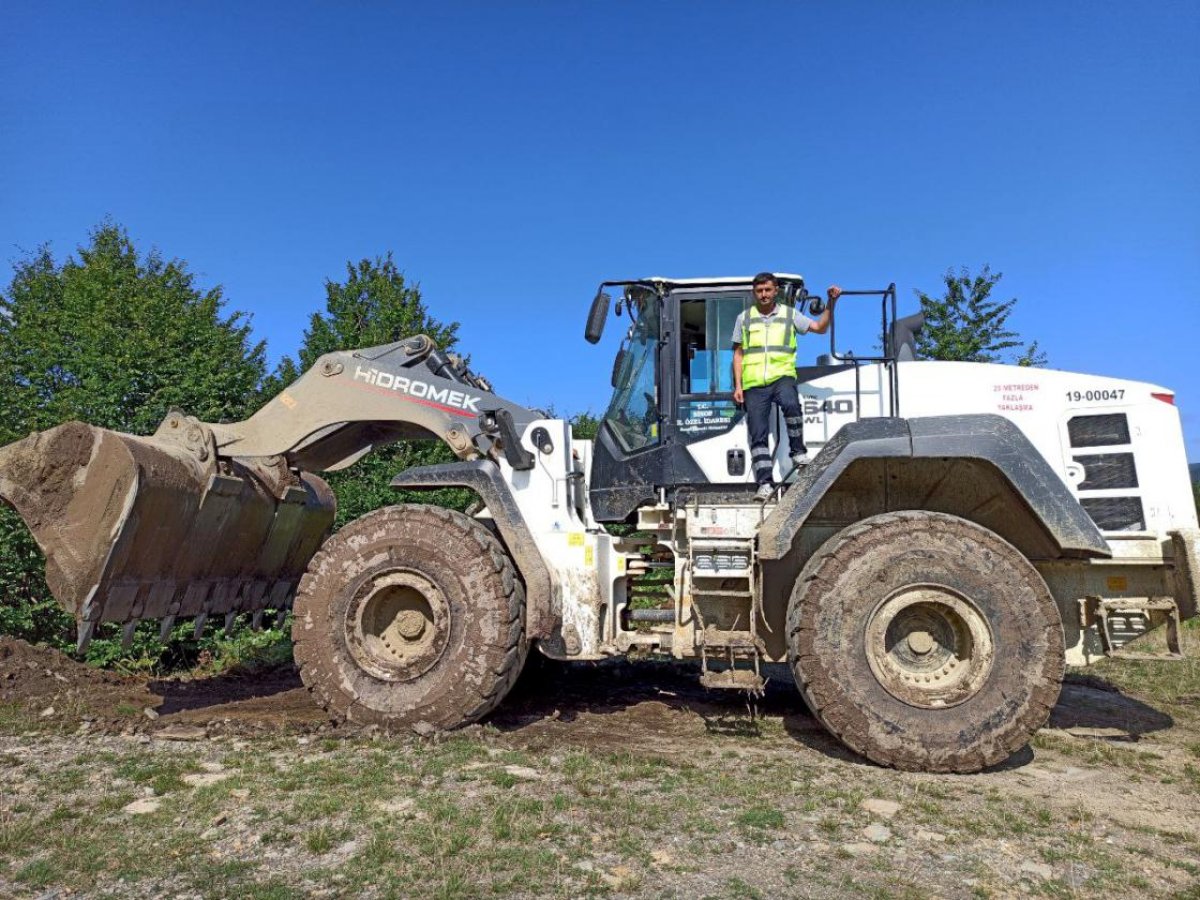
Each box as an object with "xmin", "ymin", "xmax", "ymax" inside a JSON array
[{"xmin": 391, "ymin": 460, "xmax": 559, "ymax": 637}]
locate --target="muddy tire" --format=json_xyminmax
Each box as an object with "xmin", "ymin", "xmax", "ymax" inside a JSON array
[
  {"xmin": 292, "ymin": 504, "xmax": 526, "ymax": 731},
  {"xmin": 787, "ymin": 510, "xmax": 1063, "ymax": 773}
]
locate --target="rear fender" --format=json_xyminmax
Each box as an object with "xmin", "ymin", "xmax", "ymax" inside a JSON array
[{"xmin": 758, "ymin": 414, "xmax": 1111, "ymax": 561}]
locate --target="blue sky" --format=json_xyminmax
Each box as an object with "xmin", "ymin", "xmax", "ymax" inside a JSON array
[{"xmin": 3, "ymin": 3, "xmax": 1198, "ymax": 458}]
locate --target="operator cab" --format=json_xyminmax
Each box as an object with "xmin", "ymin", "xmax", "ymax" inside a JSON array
[
  {"xmin": 583, "ymin": 275, "xmax": 850, "ymax": 522},
  {"xmin": 583, "ymin": 274, "xmax": 916, "ymax": 522}
]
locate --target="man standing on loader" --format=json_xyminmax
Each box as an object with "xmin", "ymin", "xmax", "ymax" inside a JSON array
[{"xmin": 732, "ymin": 272, "xmax": 840, "ymax": 501}]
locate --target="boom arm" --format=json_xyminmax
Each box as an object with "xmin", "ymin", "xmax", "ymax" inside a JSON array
[{"xmin": 192, "ymin": 335, "xmax": 539, "ymax": 472}]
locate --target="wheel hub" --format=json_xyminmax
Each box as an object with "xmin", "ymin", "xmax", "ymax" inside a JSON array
[
  {"xmin": 907, "ymin": 630, "xmax": 935, "ymax": 655},
  {"xmin": 345, "ymin": 570, "xmax": 450, "ymax": 682},
  {"xmin": 395, "ymin": 609, "xmax": 427, "ymax": 640},
  {"xmin": 864, "ymin": 584, "xmax": 994, "ymax": 709}
]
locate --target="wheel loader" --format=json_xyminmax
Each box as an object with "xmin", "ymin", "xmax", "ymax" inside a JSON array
[{"xmin": 1, "ymin": 273, "xmax": 1196, "ymax": 773}]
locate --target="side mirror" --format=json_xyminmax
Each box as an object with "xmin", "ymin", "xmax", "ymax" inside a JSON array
[
  {"xmin": 584, "ymin": 290, "xmax": 610, "ymax": 344},
  {"xmin": 610, "ymin": 347, "xmax": 627, "ymax": 388}
]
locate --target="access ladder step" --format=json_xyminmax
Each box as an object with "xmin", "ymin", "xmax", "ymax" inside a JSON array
[
  {"xmin": 688, "ymin": 539, "xmax": 755, "ymax": 550},
  {"xmin": 691, "ymin": 588, "xmax": 754, "ymax": 599},
  {"xmin": 1091, "ymin": 597, "xmax": 1184, "ymax": 660},
  {"xmin": 699, "ymin": 629, "xmax": 764, "ymax": 652},
  {"xmin": 700, "ymin": 668, "xmax": 766, "ymax": 692}
]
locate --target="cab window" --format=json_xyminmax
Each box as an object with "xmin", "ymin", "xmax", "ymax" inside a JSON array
[
  {"xmin": 603, "ymin": 296, "xmax": 661, "ymax": 452},
  {"xmin": 679, "ymin": 293, "xmax": 746, "ymax": 396},
  {"xmin": 676, "ymin": 292, "xmax": 747, "ymax": 439}
]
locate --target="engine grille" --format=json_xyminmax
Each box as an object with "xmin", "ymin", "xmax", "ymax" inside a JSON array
[
  {"xmin": 1068, "ymin": 413, "xmax": 1130, "ymax": 448},
  {"xmin": 1074, "ymin": 453, "xmax": 1139, "ymax": 490},
  {"xmin": 1080, "ymin": 496, "xmax": 1145, "ymax": 532}
]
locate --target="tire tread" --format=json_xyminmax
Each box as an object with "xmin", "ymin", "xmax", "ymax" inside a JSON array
[{"xmin": 292, "ymin": 503, "xmax": 526, "ymax": 731}]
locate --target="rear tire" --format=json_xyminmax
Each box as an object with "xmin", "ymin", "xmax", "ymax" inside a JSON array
[
  {"xmin": 787, "ymin": 510, "xmax": 1063, "ymax": 773},
  {"xmin": 292, "ymin": 504, "xmax": 526, "ymax": 731}
]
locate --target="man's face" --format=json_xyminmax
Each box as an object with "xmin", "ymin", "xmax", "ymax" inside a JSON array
[{"xmin": 753, "ymin": 280, "xmax": 778, "ymax": 309}]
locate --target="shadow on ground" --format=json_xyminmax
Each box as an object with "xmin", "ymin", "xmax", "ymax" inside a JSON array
[
  {"xmin": 1050, "ymin": 677, "xmax": 1173, "ymax": 738},
  {"xmin": 149, "ymin": 668, "xmax": 307, "ymax": 716},
  {"xmin": 148, "ymin": 656, "xmax": 1174, "ymax": 761},
  {"xmin": 2, "ymin": 635, "xmax": 1176, "ymax": 763}
]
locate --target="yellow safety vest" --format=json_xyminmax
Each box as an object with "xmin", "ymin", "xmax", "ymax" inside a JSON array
[{"xmin": 740, "ymin": 305, "xmax": 797, "ymax": 389}]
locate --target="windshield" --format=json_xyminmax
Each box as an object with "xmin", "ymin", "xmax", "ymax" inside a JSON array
[{"xmin": 603, "ymin": 294, "xmax": 660, "ymax": 453}]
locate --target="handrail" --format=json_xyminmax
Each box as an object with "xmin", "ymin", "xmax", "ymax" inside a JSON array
[{"xmin": 823, "ymin": 283, "xmax": 900, "ymax": 417}]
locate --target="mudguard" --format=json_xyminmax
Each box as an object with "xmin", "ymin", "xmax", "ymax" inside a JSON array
[
  {"xmin": 390, "ymin": 460, "xmax": 559, "ymax": 637},
  {"xmin": 758, "ymin": 414, "xmax": 1111, "ymax": 561}
]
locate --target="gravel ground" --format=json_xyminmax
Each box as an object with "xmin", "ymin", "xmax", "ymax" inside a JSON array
[{"xmin": 1, "ymin": 634, "xmax": 1198, "ymax": 899}]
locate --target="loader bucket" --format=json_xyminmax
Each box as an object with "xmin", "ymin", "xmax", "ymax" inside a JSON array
[{"xmin": 0, "ymin": 421, "xmax": 335, "ymax": 645}]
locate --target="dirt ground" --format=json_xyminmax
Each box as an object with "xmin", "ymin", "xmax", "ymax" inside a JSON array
[{"xmin": 2, "ymin": 636, "xmax": 1199, "ymax": 898}]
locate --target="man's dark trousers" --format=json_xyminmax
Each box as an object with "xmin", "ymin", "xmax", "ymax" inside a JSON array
[{"xmin": 744, "ymin": 375, "xmax": 806, "ymax": 485}]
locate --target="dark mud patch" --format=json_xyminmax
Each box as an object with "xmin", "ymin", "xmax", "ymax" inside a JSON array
[
  {"xmin": 148, "ymin": 669, "xmax": 325, "ymax": 729},
  {"xmin": 0, "ymin": 636, "xmax": 324, "ymax": 735},
  {"xmin": 1, "ymin": 635, "xmax": 135, "ymax": 699},
  {"xmin": 1, "ymin": 637, "xmax": 1182, "ymax": 766},
  {"xmin": 484, "ymin": 658, "xmax": 820, "ymax": 758}
]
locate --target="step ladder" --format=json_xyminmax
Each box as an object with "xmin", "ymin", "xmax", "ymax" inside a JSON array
[
  {"xmin": 1081, "ymin": 596, "xmax": 1184, "ymax": 661},
  {"xmin": 687, "ymin": 536, "xmax": 767, "ymax": 694}
]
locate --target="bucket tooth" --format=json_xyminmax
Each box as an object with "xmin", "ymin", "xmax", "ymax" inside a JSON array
[
  {"xmin": 273, "ymin": 608, "xmax": 288, "ymax": 629},
  {"xmin": 242, "ymin": 580, "xmax": 268, "ymax": 612},
  {"xmin": 251, "ymin": 610, "xmax": 265, "ymax": 631},
  {"xmin": 207, "ymin": 582, "xmax": 238, "ymax": 617},
  {"xmin": 106, "ymin": 584, "xmax": 141, "ymax": 625},
  {"xmin": 76, "ymin": 621, "xmax": 96, "ymax": 654},
  {"xmin": 192, "ymin": 613, "xmax": 208, "ymax": 640},
  {"xmin": 223, "ymin": 612, "xmax": 237, "ymax": 636},
  {"xmin": 121, "ymin": 621, "xmax": 138, "ymax": 651},
  {"xmin": 143, "ymin": 581, "xmax": 176, "ymax": 622},
  {"xmin": 179, "ymin": 583, "xmax": 211, "ymax": 619},
  {"xmin": 159, "ymin": 616, "xmax": 176, "ymax": 641}
]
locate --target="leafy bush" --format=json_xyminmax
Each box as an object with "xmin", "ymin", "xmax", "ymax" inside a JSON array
[{"xmin": 0, "ymin": 224, "xmax": 266, "ymax": 667}]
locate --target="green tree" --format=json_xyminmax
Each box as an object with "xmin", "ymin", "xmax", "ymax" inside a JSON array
[
  {"xmin": 541, "ymin": 405, "xmax": 599, "ymax": 440},
  {"xmin": 0, "ymin": 224, "xmax": 264, "ymax": 441},
  {"xmin": 914, "ymin": 266, "xmax": 1046, "ymax": 367},
  {"xmin": 262, "ymin": 254, "xmax": 468, "ymax": 526},
  {"xmin": 0, "ymin": 223, "xmax": 267, "ymax": 653},
  {"xmin": 569, "ymin": 411, "xmax": 601, "ymax": 440}
]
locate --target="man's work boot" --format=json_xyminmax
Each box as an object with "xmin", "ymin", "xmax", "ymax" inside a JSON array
[
  {"xmin": 754, "ymin": 483, "xmax": 775, "ymax": 502},
  {"xmin": 791, "ymin": 451, "xmax": 812, "ymax": 469}
]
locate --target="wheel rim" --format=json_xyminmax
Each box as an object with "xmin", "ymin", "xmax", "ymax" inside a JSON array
[
  {"xmin": 864, "ymin": 583, "xmax": 994, "ymax": 709},
  {"xmin": 345, "ymin": 570, "xmax": 450, "ymax": 682}
]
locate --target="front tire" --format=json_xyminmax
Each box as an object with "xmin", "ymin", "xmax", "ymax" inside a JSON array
[
  {"xmin": 787, "ymin": 510, "xmax": 1063, "ymax": 773},
  {"xmin": 292, "ymin": 504, "xmax": 526, "ymax": 730}
]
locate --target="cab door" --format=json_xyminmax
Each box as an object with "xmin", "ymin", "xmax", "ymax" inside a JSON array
[{"xmin": 674, "ymin": 290, "xmax": 754, "ymax": 482}]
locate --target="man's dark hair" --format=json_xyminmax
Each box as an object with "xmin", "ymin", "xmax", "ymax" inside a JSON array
[{"xmin": 752, "ymin": 272, "xmax": 777, "ymax": 287}]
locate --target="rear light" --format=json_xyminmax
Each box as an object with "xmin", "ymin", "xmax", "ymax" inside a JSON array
[{"xmin": 1151, "ymin": 392, "xmax": 1175, "ymax": 405}]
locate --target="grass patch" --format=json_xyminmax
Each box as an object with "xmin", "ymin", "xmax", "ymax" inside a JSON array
[
  {"xmin": 15, "ymin": 857, "xmax": 60, "ymax": 888},
  {"xmin": 304, "ymin": 824, "xmax": 348, "ymax": 855},
  {"xmin": 736, "ymin": 804, "xmax": 786, "ymax": 831},
  {"xmin": 0, "ymin": 814, "xmax": 37, "ymax": 856},
  {"xmin": 113, "ymin": 753, "xmax": 202, "ymax": 795}
]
